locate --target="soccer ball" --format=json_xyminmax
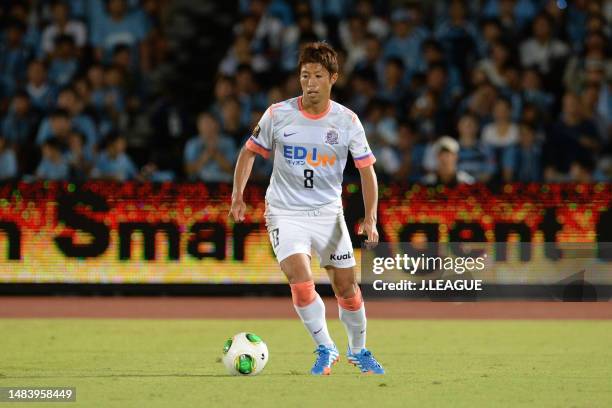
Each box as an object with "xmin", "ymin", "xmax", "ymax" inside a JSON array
[{"xmin": 222, "ymin": 332, "xmax": 269, "ymax": 376}]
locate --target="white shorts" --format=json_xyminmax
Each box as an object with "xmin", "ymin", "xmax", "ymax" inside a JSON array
[{"xmin": 264, "ymin": 200, "xmax": 356, "ymax": 268}]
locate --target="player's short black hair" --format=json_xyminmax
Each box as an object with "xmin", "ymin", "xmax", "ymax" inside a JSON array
[{"xmin": 298, "ymin": 42, "xmax": 339, "ymax": 76}]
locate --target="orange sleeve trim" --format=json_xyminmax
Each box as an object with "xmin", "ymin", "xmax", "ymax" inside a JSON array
[
  {"xmin": 246, "ymin": 138, "xmax": 271, "ymax": 159},
  {"xmin": 354, "ymin": 153, "xmax": 376, "ymax": 168}
]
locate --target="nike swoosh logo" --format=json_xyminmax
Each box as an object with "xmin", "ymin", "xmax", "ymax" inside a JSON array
[
  {"xmin": 283, "ymin": 132, "xmax": 297, "ymax": 137},
  {"xmin": 313, "ymin": 328, "xmax": 323, "ymax": 334},
  {"xmin": 360, "ymin": 330, "xmax": 366, "ymax": 334}
]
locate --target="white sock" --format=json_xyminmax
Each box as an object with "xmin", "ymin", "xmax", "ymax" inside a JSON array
[
  {"xmin": 294, "ymin": 293, "xmax": 334, "ymax": 347},
  {"xmin": 339, "ymin": 303, "xmax": 366, "ymax": 354}
]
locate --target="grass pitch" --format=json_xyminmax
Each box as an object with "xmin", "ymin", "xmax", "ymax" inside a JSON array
[{"xmin": 0, "ymin": 319, "xmax": 610, "ymax": 407}]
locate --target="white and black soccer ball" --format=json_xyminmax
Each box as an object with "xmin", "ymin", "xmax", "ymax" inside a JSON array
[{"xmin": 222, "ymin": 332, "xmax": 269, "ymax": 376}]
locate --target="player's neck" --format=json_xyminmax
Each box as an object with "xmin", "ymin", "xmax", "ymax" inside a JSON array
[{"xmin": 299, "ymin": 95, "xmax": 331, "ymax": 116}]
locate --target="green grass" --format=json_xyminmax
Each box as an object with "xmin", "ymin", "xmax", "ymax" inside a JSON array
[{"xmin": 0, "ymin": 319, "xmax": 611, "ymax": 407}]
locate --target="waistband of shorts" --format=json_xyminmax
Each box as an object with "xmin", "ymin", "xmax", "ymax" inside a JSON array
[{"xmin": 265, "ymin": 199, "xmax": 343, "ymax": 217}]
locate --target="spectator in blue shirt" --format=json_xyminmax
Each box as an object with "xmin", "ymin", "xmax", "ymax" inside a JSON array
[
  {"xmin": 65, "ymin": 131, "xmax": 94, "ymax": 180},
  {"xmin": 2, "ymin": 91, "xmax": 39, "ymax": 147},
  {"xmin": 25, "ymin": 60, "xmax": 56, "ymax": 112},
  {"xmin": 36, "ymin": 137, "xmax": 70, "ymax": 180},
  {"xmin": 0, "ymin": 136, "xmax": 18, "ymax": 181},
  {"xmin": 457, "ymin": 113, "xmax": 496, "ymax": 182},
  {"xmin": 435, "ymin": 0, "xmax": 479, "ymax": 76},
  {"xmin": 184, "ymin": 112, "xmax": 236, "ymax": 183},
  {"xmin": 36, "ymin": 108, "xmax": 73, "ymax": 148},
  {"xmin": 0, "ymin": 20, "xmax": 32, "ymax": 95},
  {"xmin": 377, "ymin": 57, "xmax": 407, "ymax": 109},
  {"xmin": 47, "ymin": 35, "xmax": 80, "ymax": 87},
  {"xmin": 503, "ymin": 122, "xmax": 542, "ymax": 182},
  {"xmin": 36, "ymin": 88, "xmax": 98, "ymax": 150},
  {"xmin": 384, "ymin": 8, "xmax": 429, "ymax": 76},
  {"xmin": 91, "ymin": 132, "xmax": 138, "ymax": 181},
  {"xmin": 91, "ymin": 0, "xmax": 149, "ymax": 66}
]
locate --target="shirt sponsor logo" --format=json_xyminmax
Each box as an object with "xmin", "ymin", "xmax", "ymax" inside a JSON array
[{"xmin": 283, "ymin": 145, "xmax": 336, "ymax": 167}]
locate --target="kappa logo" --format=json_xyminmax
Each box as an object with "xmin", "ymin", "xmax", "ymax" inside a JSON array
[
  {"xmin": 325, "ymin": 129, "xmax": 339, "ymax": 145},
  {"xmin": 330, "ymin": 251, "xmax": 353, "ymax": 261}
]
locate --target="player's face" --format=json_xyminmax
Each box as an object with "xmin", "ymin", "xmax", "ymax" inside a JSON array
[{"xmin": 299, "ymin": 63, "xmax": 338, "ymax": 105}]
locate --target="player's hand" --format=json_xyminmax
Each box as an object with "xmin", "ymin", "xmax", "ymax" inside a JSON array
[
  {"xmin": 358, "ymin": 217, "xmax": 379, "ymax": 249},
  {"xmin": 229, "ymin": 196, "xmax": 247, "ymax": 222}
]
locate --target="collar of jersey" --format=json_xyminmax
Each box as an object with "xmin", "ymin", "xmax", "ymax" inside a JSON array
[{"xmin": 297, "ymin": 96, "xmax": 331, "ymax": 120}]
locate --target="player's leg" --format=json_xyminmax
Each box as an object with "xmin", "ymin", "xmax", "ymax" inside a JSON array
[
  {"xmin": 314, "ymin": 212, "xmax": 384, "ymax": 374},
  {"xmin": 266, "ymin": 213, "xmax": 338, "ymax": 375},
  {"xmin": 280, "ymin": 254, "xmax": 339, "ymax": 375},
  {"xmin": 280, "ymin": 253, "xmax": 335, "ymax": 349},
  {"xmin": 325, "ymin": 265, "xmax": 366, "ymax": 353},
  {"xmin": 326, "ymin": 265, "xmax": 384, "ymax": 374}
]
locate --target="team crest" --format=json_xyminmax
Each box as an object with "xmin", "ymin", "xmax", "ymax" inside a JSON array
[{"xmin": 325, "ymin": 129, "xmax": 339, "ymax": 145}]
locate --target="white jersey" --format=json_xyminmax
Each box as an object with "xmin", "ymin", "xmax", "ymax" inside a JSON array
[{"xmin": 246, "ymin": 96, "xmax": 376, "ymax": 210}]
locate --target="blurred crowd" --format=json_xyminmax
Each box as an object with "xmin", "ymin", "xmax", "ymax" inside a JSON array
[{"xmin": 0, "ymin": 0, "xmax": 610, "ymax": 185}]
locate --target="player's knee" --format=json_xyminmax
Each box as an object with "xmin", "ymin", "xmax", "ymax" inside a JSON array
[
  {"xmin": 335, "ymin": 283, "xmax": 363, "ymax": 311},
  {"xmin": 289, "ymin": 280, "xmax": 317, "ymax": 307},
  {"xmin": 332, "ymin": 274, "xmax": 357, "ymax": 298}
]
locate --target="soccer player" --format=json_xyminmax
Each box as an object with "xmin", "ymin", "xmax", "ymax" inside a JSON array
[{"xmin": 229, "ymin": 42, "xmax": 384, "ymax": 375}]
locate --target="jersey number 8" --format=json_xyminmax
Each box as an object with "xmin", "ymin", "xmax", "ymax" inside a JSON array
[{"xmin": 303, "ymin": 169, "xmax": 314, "ymax": 188}]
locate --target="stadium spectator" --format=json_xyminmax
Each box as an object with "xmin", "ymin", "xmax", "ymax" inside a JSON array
[
  {"xmin": 521, "ymin": 68, "xmax": 554, "ymax": 115},
  {"xmin": 91, "ymin": 132, "xmax": 138, "ymax": 181},
  {"xmin": 384, "ymin": 8, "xmax": 429, "ymax": 76},
  {"xmin": 2, "ymin": 91, "xmax": 39, "ymax": 147},
  {"xmin": 377, "ymin": 57, "xmax": 406, "ymax": 108},
  {"xmin": 457, "ymin": 113, "xmax": 495, "ymax": 182},
  {"xmin": 502, "ymin": 122, "xmax": 542, "ymax": 182},
  {"xmin": 219, "ymin": 98, "xmax": 247, "ymax": 145},
  {"xmin": 25, "ymin": 60, "xmax": 56, "ymax": 112},
  {"xmin": 184, "ymin": 113, "xmax": 236, "ymax": 183},
  {"xmin": 482, "ymin": 97, "xmax": 519, "ymax": 148},
  {"xmin": 477, "ymin": 41, "xmax": 512, "ymax": 88},
  {"xmin": 338, "ymin": 14, "xmax": 368, "ymax": 75},
  {"xmin": 37, "ymin": 88, "xmax": 98, "ymax": 150},
  {"xmin": 380, "ymin": 120, "xmax": 426, "ymax": 182},
  {"xmin": 91, "ymin": 0, "xmax": 150, "ymax": 66},
  {"xmin": 422, "ymin": 135, "xmax": 474, "ymax": 186},
  {"xmin": 36, "ymin": 108, "xmax": 72, "ymax": 147},
  {"xmin": 544, "ymin": 92, "xmax": 601, "ymax": 179},
  {"xmin": 65, "ymin": 131, "xmax": 94, "ymax": 180},
  {"xmin": 353, "ymin": 35, "xmax": 385, "ymax": 85},
  {"xmin": 0, "ymin": 20, "xmax": 31, "ymax": 94},
  {"xmin": 48, "ymin": 35, "xmax": 80, "ymax": 87},
  {"xmin": 35, "ymin": 137, "xmax": 70, "ymax": 180},
  {"xmin": 219, "ymin": 34, "xmax": 270, "ymax": 76},
  {"xmin": 418, "ymin": 39, "xmax": 463, "ymax": 100},
  {"xmin": 41, "ymin": 1, "xmax": 87, "ymax": 56},
  {"xmin": 435, "ymin": 0, "xmax": 479, "ymax": 76},
  {"xmin": 0, "ymin": 136, "xmax": 18, "ymax": 181},
  {"xmin": 281, "ymin": 10, "xmax": 326, "ymax": 72},
  {"xmin": 519, "ymin": 13, "xmax": 569, "ymax": 75}
]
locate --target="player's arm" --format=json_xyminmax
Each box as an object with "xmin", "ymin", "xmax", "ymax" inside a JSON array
[
  {"xmin": 357, "ymin": 164, "xmax": 379, "ymax": 245},
  {"xmin": 229, "ymin": 146, "xmax": 257, "ymax": 222}
]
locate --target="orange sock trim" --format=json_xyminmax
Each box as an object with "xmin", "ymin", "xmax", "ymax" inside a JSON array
[
  {"xmin": 290, "ymin": 280, "xmax": 317, "ymax": 307},
  {"xmin": 337, "ymin": 286, "xmax": 363, "ymax": 311}
]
